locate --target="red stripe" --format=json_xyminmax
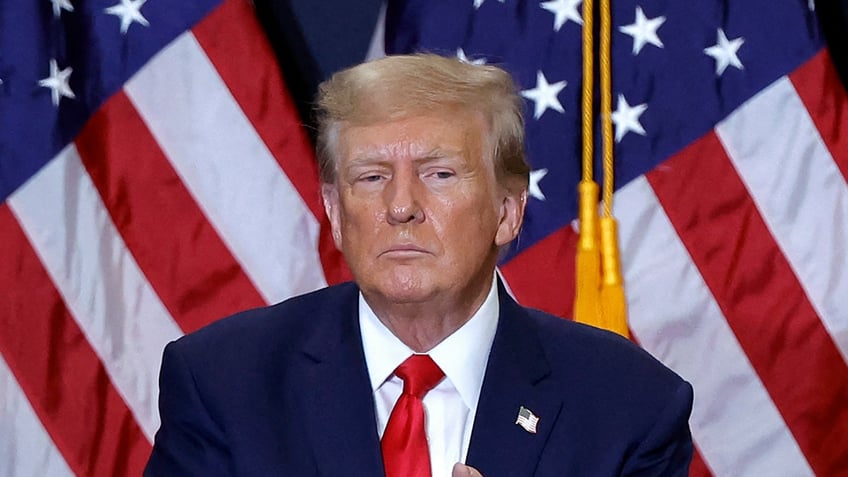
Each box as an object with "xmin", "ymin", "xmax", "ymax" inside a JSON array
[
  {"xmin": 75, "ymin": 91, "xmax": 266, "ymax": 333},
  {"xmin": 501, "ymin": 226, "xmax": 577, "ymax": 318},
  {"xmin": 0, "ymin": 205, "xmax": 151, "ymax": 476},
  {"xmin": 647, "ymin": 133, "xmax": 848, "ymax": 476},
  {"xmin": 790, "ymin": 49, "xmax": 848, "ymax": 183},
  {"xmin": 688, "ymin": 446, "xmax": 713, "ymax": 477},
  {"xmin": 192, "ymin": 0, "xmax": 352, "ymax": 285}
]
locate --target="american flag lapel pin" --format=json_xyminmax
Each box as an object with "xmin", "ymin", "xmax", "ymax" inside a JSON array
[{"xmin": 515, "ymin": 406, "xmax": 539, "ymax": 434}]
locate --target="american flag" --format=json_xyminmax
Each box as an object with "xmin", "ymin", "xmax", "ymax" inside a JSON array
[
  {"xmin": 515, "ymin": 405, "xmax": 539, "ymax": 434},
  {"xmin": 2, "ymin": 0, "xmax": 848, "ymax": 476},
  {"xmin": 385, "ymin": 0, "xmax": 848, "ymax": 475},
  {"xmin": 0, "ymin": 0, "xmax": 347, "ymax": 474}
]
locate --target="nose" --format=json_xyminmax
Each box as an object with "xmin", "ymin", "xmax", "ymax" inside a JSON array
[{"xmin": 385, "ymin": 171, "xmax": 424, "ymax": 225}]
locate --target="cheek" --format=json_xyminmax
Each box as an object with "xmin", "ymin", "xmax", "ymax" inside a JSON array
[
  {"xmin": 431, "ymin": 195, "xmax": 499, "ymax": 243},
  {"xmin": 457, "ymin": 187, "xmax": 501, "ymax": 225},
  {"xmin": 338, "ymin": 199, "xmax": 386, "ymax": 243}
]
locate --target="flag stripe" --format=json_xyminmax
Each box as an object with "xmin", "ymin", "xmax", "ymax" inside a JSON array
[
  {"xmin": 124, "ymin": 31, "xmax": 327, "ymax": 304},
  {"xmin": 618, "ymin": 177, "xmax": 814, "ymax": 476},
  {"xmin": 791, "ymin": 49, "xmax": 848, "ymax": 183},
  {"xmin": 500, "ymin": 226, "xmax": 577, "ymax": 318},
  {"xmin": 75, "ymin": 91, "xmax": 266, "ymax": 334},
  {"xmin": 688, "ymin": 445, "xmax": 714, "ymax": 477},
  {"xmin": 0, "ymin": 354, "xmax": 74, "ymax": 477},
  {"xmin": 0, "ymin": 205, "xmax": 151, "ymax": 476},
  {"xmin": 191, "ymin": 0, "xmax": 352, "ymax": 285},
  {"xmin": 7, "ymin": 145, "xmax": 184, "ymax": 441},
  {"xmin": 648, "ymin": 128, "xmax": 848, "ymax": 475},
  {"xmin": 192, "ymin": 0, "xmax": 322, "ymax": 219},
  {"xmin": 717, "ymin": 74, "xmax": 848, "ymax": 365}
]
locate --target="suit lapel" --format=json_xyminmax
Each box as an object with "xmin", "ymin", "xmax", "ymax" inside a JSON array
[
  {"xmin": 292, "ymin": 284, "xmax": 385, "ymax": 476},
  {"xmin": 466, "ymin": 283, "xmax": 563, "ymax": 476}
]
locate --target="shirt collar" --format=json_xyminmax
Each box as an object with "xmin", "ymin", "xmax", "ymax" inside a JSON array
[{"xmin": 359, "ymin": 274, "xmax": 500, "ymax": 410}]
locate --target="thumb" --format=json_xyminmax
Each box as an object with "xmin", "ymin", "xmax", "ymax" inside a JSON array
[{"xmin": 452, "ymin": 462, "xmax": 484, "ymax": 477}]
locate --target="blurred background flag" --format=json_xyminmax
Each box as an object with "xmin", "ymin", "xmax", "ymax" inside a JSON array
[
  {"xmin": 0, "ymin": 0, "xmax": 346, "ymax": 474},
  {"xmin": 2, "ymin": 0, "xmax": 848, "ymax": 476}
]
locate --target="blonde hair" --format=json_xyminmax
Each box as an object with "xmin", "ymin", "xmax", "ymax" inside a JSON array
[{"xmin": 315, "ymin": 54, "xmax": 530, "ymax": 190}]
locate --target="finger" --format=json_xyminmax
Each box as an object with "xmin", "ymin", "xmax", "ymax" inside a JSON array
[{"xmin": 452, "ymin": 462, "xmax": 484, "ymax": 477}]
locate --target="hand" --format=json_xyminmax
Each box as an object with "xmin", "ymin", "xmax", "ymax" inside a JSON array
[{"xmin": 452, "ymin": 463, "xmax": 484, "ymax": 477}]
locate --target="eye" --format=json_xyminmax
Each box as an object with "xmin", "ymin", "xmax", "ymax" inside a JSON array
[
  {"xmin": 421, "ymin": 167, "xmax": 458, "ymax": 185},
  {"xmin": 359, "ymin": 174, "xmax": 385, "ymax": 183},
  {"xmin": 424, "ymin": 168, "xmax": 456, "ymax": 180}
]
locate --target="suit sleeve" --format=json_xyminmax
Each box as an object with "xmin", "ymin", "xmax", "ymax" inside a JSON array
[
  {"xmin": 144, "ymin": 341, "xmax": 233, "ymax": 476},
  {"xmin": 621, "ymin": 380, "xmax": 695, "ymax": 477}
]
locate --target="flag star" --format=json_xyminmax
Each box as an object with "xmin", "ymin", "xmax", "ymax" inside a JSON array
[
  {"xmin": 457, "ymin": 48, "xmax": 486, "ymax": 65},
  {"xmin": 38, "ymin": 59, "xmax": 76, "ymax": 107},
  {"xmin": 611, "ymin": 94, "xmax": 647, "ymax": 142},
  {"xmin": 51, "ymin": 0, "xmax": 74, "ymax": 18},
  {"xmin": 570, "ymin": 218, "xmax": 580, "ymax": 233},
  {"xmin": 619, "ymin": 6, "xmax": 665, "ymax": 55},
  {"xmin": 529, "ymin": 168, "xmax": 548, "ymax": 201},
  {"xmin": 704, "ymin": 28, "xmax": 745, "ymax": 76},
  {"xmin": 105, "ymin": 0, "xmax": 149, "ymax": 34},
  {"xmin": 540, "ymin": 0, "xmax": 583, "ymax": 32},
  {"xmin": 473, "ymin": 0, "xmax": 505, "ymax": 9},
  {"xmin": 808, "ymin": 0, "xmax": 815, "ymax": 11},
  {"xmin": 521, "ymin": 71, "xmax": 567, "ymax": 119}
]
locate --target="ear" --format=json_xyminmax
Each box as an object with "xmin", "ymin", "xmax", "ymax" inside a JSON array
[
  {"xmin": 321, "ymin": 183, "xmax": 344, "ymax": 249},
  {"xmin": 495, "ymin": 188, "xmax": 527, "ymax": 247}
]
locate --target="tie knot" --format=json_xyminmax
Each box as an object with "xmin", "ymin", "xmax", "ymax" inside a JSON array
[{"xmin": 394, "ymin": 355, "xmax": 444, "ymax": 398}]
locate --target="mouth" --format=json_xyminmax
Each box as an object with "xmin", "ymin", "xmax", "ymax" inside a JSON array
[{"xmin": 379, "ymin": 245, "xmax": 430, "ymax": 258}]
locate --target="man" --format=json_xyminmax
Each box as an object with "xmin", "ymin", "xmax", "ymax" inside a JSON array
[{"xmin": 145, "ymin": 54, "xmax": 693, "ymax": 476}]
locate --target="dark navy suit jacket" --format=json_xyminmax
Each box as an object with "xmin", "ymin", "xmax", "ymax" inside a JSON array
[{"xmin": 145, "ymin": 281, "xmax": 693, "ymax": 476}]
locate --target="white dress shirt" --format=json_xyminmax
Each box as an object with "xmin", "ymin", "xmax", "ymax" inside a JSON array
[{"xmin": 359, "ymin": 276, "xmax": 500, "ymax": 477}]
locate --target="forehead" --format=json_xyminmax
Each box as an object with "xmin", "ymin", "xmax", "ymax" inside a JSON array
[{"xmin": 337, "ymin": 110, "xmax": 489, "ymax": 162}]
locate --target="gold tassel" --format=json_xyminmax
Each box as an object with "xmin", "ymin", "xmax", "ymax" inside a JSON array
[
  {"xmin": 575, "ymin": 0, "xmax": 599, "ymax": 326},
  {"xmin": 599, "ymin": 217, "xmax": 629, "ymax": 337},
  {"xmin": 574, "ymin": 180, "xmax": 601, "ymax": 325},
  {"xmin": 574, "ymin": 0, "xmax": 629, "ymax": 337}
]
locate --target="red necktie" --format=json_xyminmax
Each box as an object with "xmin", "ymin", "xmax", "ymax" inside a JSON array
[{"xmin": 381, "ymin": 354, "xmax": 445, "ymax": 477}]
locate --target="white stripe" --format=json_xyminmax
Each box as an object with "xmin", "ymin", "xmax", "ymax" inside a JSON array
[
  {"xmin": 8, "ymin": 145, "xmax": 184, "ymax": 441},
  {"xmin": 716, "ymin": 76, "xmax": 848, "ymax": 363},
  {"xmin": 0, "ymin": 354, "xmax": 74, "ymax": 477},
  {"xmin": 125, "ymin": 31, "xmax": 327, "ymax": 304},
  {"xmin": 616, "ymin": 177, "xmax": 814, "ymax": 477}
]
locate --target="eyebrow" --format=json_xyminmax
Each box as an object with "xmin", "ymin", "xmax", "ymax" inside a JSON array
[{"xmin": 346, "ymin": 147, "xmax": 461, "ymax": 168}]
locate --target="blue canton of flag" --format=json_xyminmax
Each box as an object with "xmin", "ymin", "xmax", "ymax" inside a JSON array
[{"xmin": 1, "ymin": 0, "xmax": 219, "ymax": 201}]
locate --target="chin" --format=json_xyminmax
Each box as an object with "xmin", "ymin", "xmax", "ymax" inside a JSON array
[
  {"xmin": 380, "ymin": 285, "xmax": 433, "ymax": 304},
  {"xmin": 369, "ymin": 273, "xmax": 438, "ymax": 304}
]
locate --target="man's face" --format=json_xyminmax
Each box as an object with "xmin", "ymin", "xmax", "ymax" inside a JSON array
[{"xmin": 322, "ymin": 111, "xmax": 525, "ymax": 308}]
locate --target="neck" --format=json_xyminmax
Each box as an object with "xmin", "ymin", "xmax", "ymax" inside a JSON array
[{"xmin": 365, "ymin": 277, "xmax": 495, "ymax": 353}]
